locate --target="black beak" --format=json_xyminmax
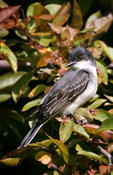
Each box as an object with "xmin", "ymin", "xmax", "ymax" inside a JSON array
[{"xmin": 65, "ymin": 61, "xmax": 76, "ymax": 67}]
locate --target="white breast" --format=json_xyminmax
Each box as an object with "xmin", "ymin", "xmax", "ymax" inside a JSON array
[{"xmin": 63, "ymin": 60, "xmax": 98, "ymax": 116}]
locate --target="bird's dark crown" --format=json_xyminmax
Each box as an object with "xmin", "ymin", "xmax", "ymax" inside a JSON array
[{"xmin": 68, "ymin": 47, "xmax": 94, "ymax": 63}]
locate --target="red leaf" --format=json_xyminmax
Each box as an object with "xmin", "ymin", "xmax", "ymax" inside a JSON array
[{"xmin": 0, "ymin": 5, "xmax": 21, "ymax": 22}]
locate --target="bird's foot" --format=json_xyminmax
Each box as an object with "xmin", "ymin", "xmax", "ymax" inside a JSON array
[
  {"xmin": 69, "ymin": 114, "xmax": 88, "ymax": 125},
  {"xmin": 61, "ymin": 116, "xmax": 71, "ymax": 124}
]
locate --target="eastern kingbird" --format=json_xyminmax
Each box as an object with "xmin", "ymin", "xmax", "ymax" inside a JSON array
[{"xmin": 18, "ymin": 47, "xmax": 98, "ymax": 148}]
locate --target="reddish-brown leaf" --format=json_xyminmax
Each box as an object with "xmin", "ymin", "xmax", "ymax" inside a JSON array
[
  {"xmin": 0, "ymin": 18, "xmax": 16, "ymax": 29},
  {"xmin": 53, "ymin": 2, "xmax": 71, "ymax": 26},
  {"xmin": 37, "ymin": 52, "xmax": 58, "ymax": 67},
  {"xmin": 0, "ymin": 5, "xmax": 20, "ymax": 22}
]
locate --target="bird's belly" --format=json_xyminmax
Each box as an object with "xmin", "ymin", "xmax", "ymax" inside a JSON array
[{"xmin": 62, "ymin": 80, "xmax": 97, "ymax": 116}]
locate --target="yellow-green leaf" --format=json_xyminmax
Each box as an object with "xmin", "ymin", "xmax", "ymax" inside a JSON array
[
  {"xmin": 27, "ymin": 2, "xmax": 49, "ymax": 17},
  {"xmin": 70, "ymin": 0, "xmax": 83, "ymax": 29},
  {"xmin": 59, "ymin": 119, "xmax": 74, "ymax": 143},
  {"xmin": 73, "ymin": 124, "xmax": 89, "ymax": 139},
  {"xmin": 28, "ymin": 84, "xmax": 46, "ymax": 98},
  {"xmin": 76, "ymin": 144, "xmax": 108, "ymax": 164},
  {"xmin": 96, "ymin": 59, "xmax": 108, "ymax": 85},
  {"xmin": 95, "ymin": 40, "xmax": 113, "ymax": 62},
  {"xmin": 22, "ymin": 99, "xmax": 41, "ymax": 111},
  {"xmin": 98, "ymin": 118, "xmax": 113, "ymax": 132},
  {"xmin": 0, "ymin": 42, "xmax": 17, "ymax": 72}
]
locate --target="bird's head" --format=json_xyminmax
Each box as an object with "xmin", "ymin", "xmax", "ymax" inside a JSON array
[{"xmin": 65, "ymin": 47, "xmax": 95, "ymax": 67}]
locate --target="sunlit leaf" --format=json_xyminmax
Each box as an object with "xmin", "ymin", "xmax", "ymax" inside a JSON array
[
  {"xmin": 35, "ymin": 151, "xmax": 52, "ymax": 165},
  {"xmin": 0, "ymin": 0, "xmax": 8, "ymax": 8},
  {"xmin": 0, "ymin": 72, "xmax": 26, "ymax": 91},
  {"xmin": 0, "ymin": 27, "xmax": 9, "ymax": 37},
  {"xmin": 95, "ymin": 40, "xmax": 113, "ymax": 62},
  {"xmin": 85, "ymin": 10, "xmax": 101, "ymax": 28},
  {"xmin": 73, "ymin": 124, "xmax": 89, "ymax": 139},
  {"xmin": 45, "ymin": 4, "xmax": 61, "ymax": 17},
  {"xmin": 59, "ymin": 119, "xmax": 74, "ymax": 143},
  {"xmin": 104, "ymin": 94, "xmax": 113, "ymax": 103},
  {"xmin": 37, "ymin": 52, "xmax": 56, "ymax": 67},
  {"xmin": 85, "ymin": 13, "xmax": 113, "ymax": 34},
  {"xmin": 92, "ymin": 109, "xmax": 113, "ymax": 122},
  {"xmin": 0, "ymin": 93, "xmax": 11, "ymax": 102},
  {"xmin": 12, "ymin": 70, "xmax": 35, "ymax": 102},
  {"xmin": 22, "ymin": 99, "xmax": 41, "ymax": 112},
  {"xmin": 0, "ymin": 5, "xmax": 20, "ymax": 22},
  {"xmin": 76, "ymin": 144, "xmax": 108, "ymax": 164},
  {"xmin": 27, "ymin": 2, "xmax": 49, "ymax": 17},
  {"xmin": 96, "ymin": 59, "xmax": 108, "ymax": 85},
  {"xmin": 53, "ymin": 2, "xmax": 71, "ymax": 26},
  {"xmin": 30, "ymin": 139, "xmax": 52, "ymax": 148},
  {"xmin": 88, "ymin": 99, "xmax": 106, "ymax": 109},
  {"xmin": 31, "ymin": 35, "xmax": 56, "ymax": 47},
  {"xmin": 28, "ymin": 84, "xmax": 46, "ymax": 98},
  {"xmin": 76, "ymin": 107, "xmax": 93, "ymax": 120},
  {"xmin": 70, "ymin": 0, "xmax": 83, "ymax": 29},
  {"xmin": 0, "ymin": 157, "xmax": 21, "ymax": 167},
  {"xmin": 0, "ymin": 42, "xmax": 17, "ymax": 72},
  {"xmin": 98, "ymin": 118, "xmax": 113, "ymax": 132}
]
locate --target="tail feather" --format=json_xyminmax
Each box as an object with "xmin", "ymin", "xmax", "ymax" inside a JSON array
[{"xmin": 18, "ymin": 120, "xmax": 43, "ymax": 148}]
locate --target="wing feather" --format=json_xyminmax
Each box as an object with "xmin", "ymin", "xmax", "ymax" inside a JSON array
[{"xmin": 39, "ymin": 69, "xmax": 89, "ymax": 117}]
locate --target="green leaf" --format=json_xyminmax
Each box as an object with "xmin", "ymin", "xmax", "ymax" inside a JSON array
[
  {"xmin": 59, "ymin": 119, "xmax": 74, "ymax": 143},
  {"xmin": 31, "ymin": 35, "xmax": 56, "ymax": 47},
  {"xmin": 53, "ymin": 2, "xmax": 71, "ymax": 26},
  {"xmin": 27, "ymin": 2, "xmax": 49, "ymax": 17},
  {"xmin": 70, "ymin": 0, "xmax": 83, "ymax": 29},
  {"xmin": 98, "ymin": 118, "xmax": 113, "ymax": 132},
  {"xmin": 95, "ymin": 40, "xmax": 113, "ymax": 62},
  {"xmin": 0, "ymin": 27, "xmax": 9, "ymax": 37},
  {"xmin": 92, "ymin": 109, "xmax": 113, "ymax": 122},
  {"xmin": 0, "ymin": 72, "xmax": 26, "ymax": 91},
  {"xmin": 28, "ymin": 84, "xmax": 46, "ymax": 98},
  {"xmin": 45, "ymin": 4, "xmax": 61, "ymax": 17},
  {"xmin": 89, "ymin": 99, "xmax": 106, "ymax": 109},
  {"xmin": 47, "ymin": 134, "xmax": 69, "ymax": 163},
  {"xmin": 76, "ymin": 144, "xmax": 108, "ymax": 164},
  {"xmin": 30, "ymin": 139, "xmax": 52, "ymax": 148},
  {"xmin": 12, "ymin": 70, "xmax": 35, "ymax": 102},
  {"xmin": 0, "ymin": 94, "xmax": 11, "ymax": 102},
  {"xmin": 96, "ymin": 59, "xmax": 108, "ymax": 85},
  {"xmin": 76, "ymin": 107, "xmax": 93, "ymax": 120},
  {"xmin": 22, "ymin": 99, "xmax": 41, "ymax": 112},
  {"xmin": 0, "ymin": 42, "xmax": 17, "ymax": 72},
  {"xmin": 0, "ymin": 157, "xmax": 21, "ymax": 167},
  {"xmin": 73, "ymin": 124, "xmax": 89, "ymax": 139}
]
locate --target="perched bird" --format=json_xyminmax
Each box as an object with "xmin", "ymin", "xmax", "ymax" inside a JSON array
[{"xmin": 18, "ymin": 47, "xmax": 98, "ymax": 148}]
